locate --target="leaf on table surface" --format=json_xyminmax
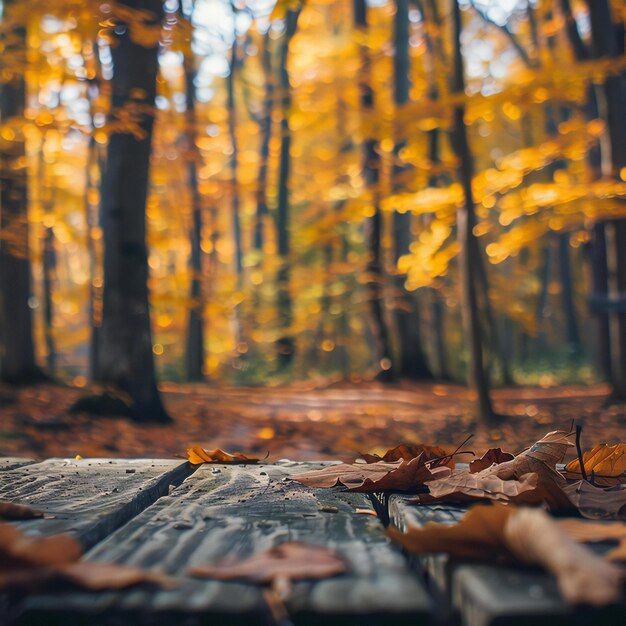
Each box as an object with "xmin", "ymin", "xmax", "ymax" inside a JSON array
[
  {"xmin": 563, "ymin": 480, "xmax": 626, "ymax": 519},
  {"xmin": 563, "ymin": 443, "xmax": 626, "ymax": 486},
  {"xmin": 388, "ymin": 503, "xmax": 514, "ymax": 561},
  {"xmin": 469, "ymin": 448, "xmax": 514, "ymax": 473},
  {"xmin": 556, "ymin": 518, "xmax": 626, "ymax": 561},
  {"xmin": 293, "ymin": 454, "xmax": 451, "ymax": 493},
  {"xmin": 189, "ymin": 542, "xmax": 346, "ymax": 584},
  {"xmin": 0, "ymin": 501, "xmax": 44, "ymax": 520},
  {"xmin": 0, "ymin": 522, "xmax": 172, "ymax": 592},
  {"xmin": 360, "ymin": 444, "xmax": 454, "ymax": 467},
  {"xmin": 389, "ymin": 504, "xmax": 623, "ymax": 606},
  {"xmin": 187, "ymin": 445, "xmax": 259, "ymax": 465},
  {"xmin": 412, "ymin": 431, "xmax": 574, "ymax": 511}
]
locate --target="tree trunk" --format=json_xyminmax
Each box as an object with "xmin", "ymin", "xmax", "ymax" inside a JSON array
[
  {"xmin": 93, "ymin": 0, "xmax": 169, "ymax": 422},
  {"xmin": 450, "ymin": 0, "xmax": 494, "ymax": 419},
  {"xmin": 254, "ymin": 34, "xmax": 273, "ymax": 252},
  {"xmin": 392, "ymin": 0, "xmax": 432, "ymax": 380},
  {"xmin": 586, "ymin": 0, "xmax": 626, "ymax": 398},
  {"xmin": 275, "ymin": 9, "xmax": 300, "ymax": 368},
  {"xmin": 0, "ymin": 10, "xmax": 39, "ymax": 384},
  {"xmin": 354, "ymin": 0, "xmax": 395, "ymax": 381},
  {"xmin": 42, "ymin": 226, "xmax": 56, "ymax": 374},
  {"xmin": 181, "ymin": 6, "xmax": 205, "ymax": 382}
]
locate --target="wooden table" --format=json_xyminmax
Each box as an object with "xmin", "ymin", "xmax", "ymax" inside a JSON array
[{"xmin": 1, "ymin": 457, "xmax": 624, "ymax": 626}]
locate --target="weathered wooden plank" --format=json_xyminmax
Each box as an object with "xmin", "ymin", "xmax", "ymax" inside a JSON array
[
  {"xmin": 14, "ymin": 462, "xmax": 433, "ymax": 626},
  {"xmin": 389, "ymin": 495, "xmax": 625, "ymax": 626},
  {"xmin": 0, "ymin": 458, "xmax": 193, "ymax": 548},
  {"xmin": 0, "ymin": 457, "xmax": 36, "ymax": 471}
]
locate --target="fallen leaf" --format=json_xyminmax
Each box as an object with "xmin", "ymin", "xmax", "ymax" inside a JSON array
[
  {"xmin": 412, "ymin": 431, "xmax": 575, "ymax": 511},
  {"xmin": 293, "ymin": 454, "xmax": 451, "ymax": 493},
  {"xmin": 389, "ymin": 504, "xmax": 623, "ymax": 606},
  {"xmin": 469, "ymin": 448, "xmax": 514, "ymax": 473},
  {"xmin": 388, "ymin": 503, "xmax": 514, "ymax": 561},
  {"xmin": 189, "ymin": 542, "xmax": 346, "ymax": 584},
  {"xmin": 0, "ymin": 522, "xmax": 172, "ymax": 592},
  {"xmin": 187, "ymin": 446, "xmax": 259, "ymax": 465},
  {"xmin": 57, "ymin": 562, "xmax": 175, "ymax": 590},
  {"xmin": 0, "ymin": 501, "xmax": 44, "ymax": 520},
  {"xmin": 556, "ymin": 518, "xmax": 626, "ymax": 561},
  {"xmin": 563, "ymin": 480, "xmax": 626, "ymax": 519},
  {"xmin": 564, "ymin": 443, "xmax": 626, "ymax": 486},
  {"xmin": 354, "ymin": 508, "xmax": 377, "ymax": 516},
  {"xmin": 360, "ymin": 444, "xmax": 453, "ymax": 467}
]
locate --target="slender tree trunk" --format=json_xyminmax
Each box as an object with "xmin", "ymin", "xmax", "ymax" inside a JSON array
[
  {"xmin": 42, "ymin": 226, "xmax": 56, "ymax": 374},
  {"xmin": 93, "ymin": 0, "xmax": 169, "ymax": 422},
  {"xmin": 181, "ymin": 8, "xmax": 204, "ymax": 382},
  {"xmin": 275, "ymin": 9, "xmax": 300, "ymax": 368},
  {"xmin": 558, "ymin": 233, "xmax": 580, "ymax": 349},
  {"xmin": 354, "ymin": 0, "xmax": 395, "ymax": 381},
  {"xmin": 227, "ymin": 38, "xmax": 243, "ymax": 277},
  {"xmin": 392, "ymin": 0, "xmax": 432, "ymax": 380},
  {"xmin": 450, "ymin": 0, "xmax": 494, "ymax": 419},
  {"xmin": 254, "ymin": 34, "xmax": 273, "ymax": 252},
  {"xmin": 0, "ymin": 9, "xmax": 39, "ymax": 384},
  {"xmin": 586, "ymin": 0, "xmax": 626, "ymax": 397}
]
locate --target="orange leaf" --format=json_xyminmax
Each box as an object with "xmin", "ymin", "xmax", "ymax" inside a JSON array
[
  {"xmin": 564, "ymin": 443, "xmax": 626, "ymax": 486},
  {"xmin": 187, "ymin": 445, "xmax": 259, "ymax": 465}
]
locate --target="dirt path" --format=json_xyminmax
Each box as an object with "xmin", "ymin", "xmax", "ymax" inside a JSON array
[{"xmin": 1, "ymin": 382, "xmax": 624, "ymax": 462}]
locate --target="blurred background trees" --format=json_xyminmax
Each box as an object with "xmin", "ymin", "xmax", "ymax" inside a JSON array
[{"xmin": 1, "ymin": 0, "xmax": 626, "ymax": 415}]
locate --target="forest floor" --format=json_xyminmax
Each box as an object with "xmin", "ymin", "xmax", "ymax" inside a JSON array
[{"xmin": 0, "ymin": 381, "xmax": 624, "ymax": 463}]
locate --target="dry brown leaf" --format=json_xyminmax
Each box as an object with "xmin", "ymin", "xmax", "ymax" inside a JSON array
[
  {"xmin": 556, "ymin": 518, "xmax": 626, "ymax": 561},
  {"xmin": 360, "ymin": 444, "xmax": 453, "ymax": 467},
  {"xmin": 388, "ymin": 503, "xmax": 514, "ymax": 561},
  {"xmin": 564, "ymin": 443, "xmax": 626, "ymax": 486},
  {"xmin": 505, "ymin": 508, "xmax": 624, "ymax": 606},
  {"xmin": 0, "ymin": 522, "xmax": 172, "ymax": 592},
  {"xmin": 293, "ymin": 454, "xmax": 451, "ymax": 493},
  {"xmin": 469, "ymin": 448, "xmax": 514, "ymax": 473},
  {"xmin": 0, "ymin": 501, "xmax": 44, "ymax": 520},
  {"xmin": 413, "ymin": 431, "xmax": 575, "ymax": 511},
  {"xmin": 389, "ymin": 504, "xmax": 623, "ymax": 606},
  {"xmin": 58, "ymin": 562, "xmax": 176, "ymax": 590},
  {"xmin": 563, "ymin": 480, "xmax": 626, "ymax": 520},
  {"xmin": 189, "ymin": 542, "xmax": 346, "ymax": 584},
  {"xmin": 187, "ymin": 445, "xmax": 259, "ymax": 465}
]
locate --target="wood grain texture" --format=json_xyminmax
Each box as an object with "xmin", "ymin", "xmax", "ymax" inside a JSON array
[
  {"xmin": 389, "ymin": 496, "xmax": 625, "ymax": 626},
  {"xmin": 13, "ymin": 462, "xmax": 432, "ymax": 626},
  {"xmin": 0, "ymin": 458, "xmax": 193, "ymax": 548}
]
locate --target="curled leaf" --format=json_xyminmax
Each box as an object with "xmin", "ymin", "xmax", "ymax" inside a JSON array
[
  {"xmin": 469, "ymin": 448, "xmax": 514, "ymax": 473},
  {"xmin": 564, "ymin": 443, "xmax": 626, "ymax": 486},
  {"xmin": 389, "ymin": 504, "xmax": 623, "ymax": 606},
  {"xmin": 187, "ymin": 446, "xmax": 259, "ymax": 465},
  {"xmin": 413, "ymin": 431, "xmax": 574, "ymax": 511},
  {"xmin": 293, "ymin": 454, "xmax": 451, "ymax": 493},
  {"xmin": 360, "ymin": 444, "xmax": 453, "ymax": 467}
]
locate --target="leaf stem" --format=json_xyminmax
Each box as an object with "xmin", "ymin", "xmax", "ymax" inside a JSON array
[{"xmin": 575, "ymin": 424, "xmax": 588, "ymax": 481}]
